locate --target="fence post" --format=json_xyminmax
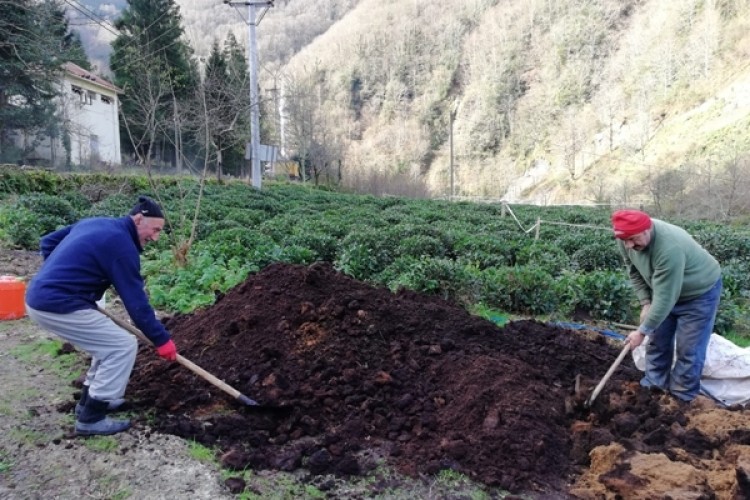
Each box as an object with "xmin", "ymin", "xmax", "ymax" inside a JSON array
[{"xmin": 535, "ymin": 218, "xmax": 541, "ymax": 240}]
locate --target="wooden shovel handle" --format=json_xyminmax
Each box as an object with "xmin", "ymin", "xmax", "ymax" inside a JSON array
[
  {"xmin": 586, "ymin": 342, "xmax": 631, "ymax": 407},
  {"xmin": 97, "ymin": 306, "xmax": 255, "ymax": 404}
]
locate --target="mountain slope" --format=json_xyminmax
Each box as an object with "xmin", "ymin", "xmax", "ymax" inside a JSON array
[
  {"xmin": 74, "ymin": 0, "xmax": 750, "ymax": 209},
  {"xmin": 277, "ymin": 0, "xmax": 750, "ymax": 208}
]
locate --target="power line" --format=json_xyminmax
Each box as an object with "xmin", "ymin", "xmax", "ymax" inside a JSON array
[{"xmin": 62, "ymin": 0, "xmax": 119, "ymax": 37}]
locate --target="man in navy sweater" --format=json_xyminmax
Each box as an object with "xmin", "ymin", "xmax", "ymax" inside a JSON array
[{"xmin": 26, "ymin": 195, "xmax": 178, "ymax": 436}]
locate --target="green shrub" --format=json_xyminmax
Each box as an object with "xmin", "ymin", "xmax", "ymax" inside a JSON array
[
  {"xmin": 479, "ymin": 265, "xmax": 557, "ymax": 315},
  {"xmin": 562, "ymin": 271, "xmax": 636, "ymax": 323},
  {"xmin": 335, "ymin": 227, "xmax": 397, "ymax": 280},
  {"xmin": 721, "ymin": 260, "xmax": 750, "ymax": 298},
  {"xmin": 204, "ymin": 228, "xmax": 272, "ymax": 262},
  {"xmin": 453, "ymin": 235, "xmax": 520, "ymax": 269},
  {"xmin": 145, "ymin": 249, "xmax": 256, "ymax": 312},
  {"xmin": 283, "ymin": 231, "xmax": 339, "ymax": 262},
  {"xmin": 17, "ymin": 193, "xmax": 78, "ymax": 225},
  {"xmin": 715, "ymin": 290, "xmax": 743, "ymax": 337},
  {"xmin": 60, "ymin": 190, "xmax": 92, "ymax": 213},
  {"xmin": 4, "ymin": 207, "xmax": 42, "ymax": 249},
  {"xmin": 2, "ymin": 194, "xmax": 79, "ymax": 248},
  {"xmin": 515, "ymin": 241, "xmax": 571, "ymax": 276},
  {"xmin": 570, "ymin": 242, "xmax": 623, "ymax": 272},
  {"xmin": 396, "ymin": 234, "xmax": 447, "ymax": 259},
  {"xmin": 693, "ymin": 227, "xmax": 750, "ymax": 264},
  {"xmin": 87, "ymin": 193, "xmax": 136, "ymax": 217},
  {"xmin": 376, "ymin": 256, "xmax": 480, "ymax": 306}
]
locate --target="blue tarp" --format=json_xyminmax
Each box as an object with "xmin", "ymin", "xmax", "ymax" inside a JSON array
[{"xmin": 552, "ymin": 321, "xmax": 627, "ymax": 341}]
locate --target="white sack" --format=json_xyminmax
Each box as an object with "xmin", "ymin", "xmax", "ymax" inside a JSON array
[{"xmin": 632, "ymin": 334, "xmax": 750, "ymax": 407}]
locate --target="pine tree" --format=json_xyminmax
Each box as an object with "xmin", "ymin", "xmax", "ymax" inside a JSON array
[
  {"xmin": 0, "ymin": 0, "xmax": 93, "ymax": 162},
  {"xmin": 110, "ymin": 0, "xmax": 197, "ymax": 167},
  {"xmin": 221, "ymin": 33, "xmax": 250, "ymax": 176},
  {"xmin": 193, "ymin": 36, "xmax": 250, "ymax": 178}
]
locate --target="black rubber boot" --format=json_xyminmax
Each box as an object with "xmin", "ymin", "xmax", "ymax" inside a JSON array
[
  {"xmin": 74, "ymin": 385, "xmax": 90, "ymax": 418},
  {"xmin": 75, "ymin": 397, "xmax": 131, "ymax": 436},
  {"xmin": 75, "ymin": 386, "xmax": 126, "ymax": 418}
]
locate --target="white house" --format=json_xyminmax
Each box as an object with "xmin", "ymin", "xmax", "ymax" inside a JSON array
[{"xmin": 24, "ymin": 62, "xmax": 123, "ymax": 168}]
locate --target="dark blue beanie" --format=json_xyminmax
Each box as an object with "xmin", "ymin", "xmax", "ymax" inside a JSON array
[{"xmin": 129, "ymin": 195, "xmax": 164, "ymax": 218}]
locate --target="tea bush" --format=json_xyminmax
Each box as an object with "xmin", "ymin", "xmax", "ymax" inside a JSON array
[
  {"xmin": 376, "ymin": 256, "xmax": 481, "ymax": 306},
  {"xmin": 479, "ymin": 265, "xmax": 557, "ymax": 315},
  {"xmin": 335, "ymin": 227, "xmax": 398, "ymax": 280},
  {"xmin": 3, "ymin": 170, "xmax": 750, "ymax": 340},
  {"xmin": 559, "ymin": 271, "xmax": 636, "ymax": 323},
  {"xmin": 515, "ymin": 241, "xmax": 571, "ymax": 276},
  {"xmin": 570, "ymin": 242, "xmax": 624, "ymax": 272},
  {"xmin": 4, "ymin": 194, "xmax": 79, "ymax": 248}
]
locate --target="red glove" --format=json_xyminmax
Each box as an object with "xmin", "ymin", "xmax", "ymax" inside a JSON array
[{"xmin": 156, "ymin": 339, "xmax": 177, "ymax": 361}]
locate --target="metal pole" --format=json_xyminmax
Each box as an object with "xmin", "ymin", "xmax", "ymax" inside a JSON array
[
  {"xmin": 248, "ymin": 3, "xmax": 261, "ymax": 189},
  {"xmin": 225, "ymin": 0, "xmax": 272, "ymax": 188},
  {"xmin": 449, "ymin": 108, "xmax": 455, "ymax": 201}
]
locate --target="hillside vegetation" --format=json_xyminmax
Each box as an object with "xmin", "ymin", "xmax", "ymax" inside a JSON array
[
  {"xmin": 251, "ymin": 0, "xmax": 750, "ymax": 210},
  {"xmin": 3, "ymin": 167, "xmax": 750, "ymax": 344}
]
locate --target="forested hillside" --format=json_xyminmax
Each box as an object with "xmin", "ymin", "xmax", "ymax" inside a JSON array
[{"xmin": 265, "ymin": 0, "xmax": 750, "ymax": 213}]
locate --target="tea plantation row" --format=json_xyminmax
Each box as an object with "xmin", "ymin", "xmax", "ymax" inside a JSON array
[{"xmin": 2, "ymin": 167, "xmax": 750, "ymax": 339}]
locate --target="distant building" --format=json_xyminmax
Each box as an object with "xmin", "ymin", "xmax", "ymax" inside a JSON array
[{"xmin": 16, "ymin": 62, "xmax": 123, "ymax": 168}]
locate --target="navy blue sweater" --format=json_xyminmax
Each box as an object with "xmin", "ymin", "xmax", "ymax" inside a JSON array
[{"xmin": 25, "ymin": 216, "xmax": 171, "ymax": 347}]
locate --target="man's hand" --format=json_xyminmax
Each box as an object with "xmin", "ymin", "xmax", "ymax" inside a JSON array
[
  {"xmin": 156, "ymin": 339, "xmax": 177, "ymax": 361},
  {"xmin": 639, "ymin": 303, "xmax": 651, "ymax": 324},
  {"xmin": 626, "ymin": 330, "xmax": 646, "ymax": 349}
]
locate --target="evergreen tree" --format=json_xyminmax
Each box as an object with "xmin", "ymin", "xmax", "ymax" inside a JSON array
[
  {"xmin": 0, "ymin": 0, "xmax": 92, "ymax": 162},
  {"xmin": 110, "ymin": 0, "xmax": 197, "ymax": 167},
  {"xmin": 222, "ymin": 33, "xmax": 251, "ymax": 176},
  {"xmin": 195, "ymin": 37, "xmax": 249, "ymax": 178}
]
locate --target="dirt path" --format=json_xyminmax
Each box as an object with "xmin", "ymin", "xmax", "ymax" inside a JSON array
[{"xmin": 0, "ymin": 316, "xmax": 233, "ymax": 499}]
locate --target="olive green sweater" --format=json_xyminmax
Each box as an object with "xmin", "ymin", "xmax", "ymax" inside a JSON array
[{"xmin": 616, "ymin": 219, "xmax": 721, "ymax": 334}]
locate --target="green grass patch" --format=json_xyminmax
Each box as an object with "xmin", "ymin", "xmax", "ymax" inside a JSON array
[
  {"xmin": 82, "ymin": 436, "xmax": 119, "ymax": 452},
  {"xmin": 722, "ymin": 332, "xmax": 750, "ymax": 348},
  {"xmin": 10, "ymin": 338, "xmax": 85, "ymax": 382},
  {"xmin": 8, "ymin": 428, "xmax": 50, "ymax": 446},
  {"xmin": 0, "ymin": 451, "xmax": 12, "ymax": 474},
  {"xmin": 470, "ymin": 303, "xmax": 510, "ymax": 327},
  {"xmin": 11, "ymin": 338, "xmax": 65, "ymax": 360},
  {"xmin": 187, "ymin": 440, "xmax": 217, "ymax": 463},
  {"xmin": 228, "ymin": 460, "xmax": 507, "ymax": 499}
]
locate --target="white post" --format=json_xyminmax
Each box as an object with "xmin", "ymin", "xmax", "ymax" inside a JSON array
[
  {"xmin": 248, "ymin": 3, "xmax": 261, "ymax": 189},
  {"xmin": 225, "ymin": 0, "xmax": 272, "ymax": 187}
]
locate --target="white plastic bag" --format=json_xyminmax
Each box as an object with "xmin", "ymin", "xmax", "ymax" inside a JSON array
[{"xmin": 632, "ymin": 333, "xmax": 750, "ymax": 406}]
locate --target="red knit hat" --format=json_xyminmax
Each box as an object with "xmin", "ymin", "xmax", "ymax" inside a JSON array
[{"xmin": 611, "ymin": 209, "xmax": 652, "ymax": 239}]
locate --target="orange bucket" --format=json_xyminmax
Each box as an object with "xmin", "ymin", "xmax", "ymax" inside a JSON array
[{"xmin": 0, "ymin": 275, "xmax": 26, "ymax": 320}]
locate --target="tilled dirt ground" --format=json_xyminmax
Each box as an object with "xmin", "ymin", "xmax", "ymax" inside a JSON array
[
  {"xmin": 130, "ymin": 261, "xmax": 750, "ymax": 498},
  {"xmin": 3, "ymin": 250, "xmax": 750, "ymax": 498}
]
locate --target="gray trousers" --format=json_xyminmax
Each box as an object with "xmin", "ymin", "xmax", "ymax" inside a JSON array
[{"xmin": 25, "ymin": 306, "xmax": 137, "ymax": 402}]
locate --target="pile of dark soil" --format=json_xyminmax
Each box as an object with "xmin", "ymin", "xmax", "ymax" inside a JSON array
[{"xmin": 122, "ymin": 262, "xmax": 746, "ymax": 497}]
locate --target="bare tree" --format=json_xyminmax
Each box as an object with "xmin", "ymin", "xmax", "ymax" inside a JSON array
[{"xmin": 282, "ymin": 68, "xmax": 343, "ymax": 185}]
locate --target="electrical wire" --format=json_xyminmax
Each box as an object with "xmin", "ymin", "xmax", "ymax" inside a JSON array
[{"xmin": 61, "ymin": 0, "xmax": 119, "ymax": 37}]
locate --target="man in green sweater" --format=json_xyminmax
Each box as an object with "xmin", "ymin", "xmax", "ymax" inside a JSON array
[{"xmin": 612, "ymin": 209, "xmax": 722, "ymax": 402}]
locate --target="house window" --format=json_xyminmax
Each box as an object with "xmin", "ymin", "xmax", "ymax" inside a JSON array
[
  {"xmin": 101, "ymin": 95, "xmax": 112, "ymax": 105},
  {"xmin": 71, "ymin": 85, "xmax": 94, "ymax": 104}
]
